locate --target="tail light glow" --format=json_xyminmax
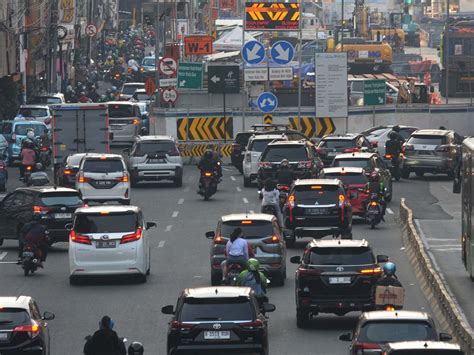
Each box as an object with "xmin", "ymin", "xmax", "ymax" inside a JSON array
[
  {"xmin": 120, "ymin": 228, "xmax": 143, "ymax": 244},
  {"xmin": 14, "ymin": 321, "xmax": 40, "ymax": 338},
  {"xmin": 171, "ymin": 321, "xmax": 193, "ymax": 330},
  {"xmin": 214, "ymin": 235, "xmax": 227, "ymax": 245},
  {"xmin": 70, "ymin": 230, "xmax": 92, "ymax": 245},
  {"xmin": 263, "ymin": 235, "xmax": 280, "ymax": 244},
  {"xmin": 204, "ymin": 172, "xmax": 213, "ymax": 177},
  {"xmin": 240, "ymin": 319, "xmax": 263, "ymax": 329},
  {"xmin": 63, "ymin": 169, "xmax": 72, "ymax": 175},
  {"xmin": 33, "ymin": 205, "xmax": 50, "ymax": 214},
  {"xmin": 359, "ymin": 267, "xmax": 382, "ymax": 275}
]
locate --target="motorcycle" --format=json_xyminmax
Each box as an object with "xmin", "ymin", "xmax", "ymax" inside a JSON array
[
  {"xmin": 111, "ymin": 72, "xmax": 125, "ymax": 88},
  {"xmin": 198, "ymin": 170, "xmax": 218, "ymax": 201},
  {"xmin": 25, "ymin": 163, "xmax": 49, "ymax": 187},
  {"xmin": 383, "ymin": 153, "xmax": 402, "ymax": 181},
  {"xmin": 84, "ymin": 335, "xmax": 127, "ymax": 355},
  {"xmin": 23, "ymin": 165, "xmax": 34, "ymax": 184},
  {"xmin": 277, "ymin": 184, "xmax": 290, "ymax": 209},
  {"xmin": 365, "ymin": 193, "xmax": 383, "ymax": 229},
  {"xmin": 19, "ymin": 244, "xmax": 42, "ymax": 276},
  {"xmin": 38, "ymin": 141, "xmax": 51, "ymax": 167},
  {"xmin": 224, "ymin": 263, "xmax": 244, "ymax": 286}
]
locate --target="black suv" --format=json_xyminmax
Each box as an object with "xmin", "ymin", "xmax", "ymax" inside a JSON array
[
  {"xmin": 0, "ymin": 295, "xmax": 55, "ymax": 355},
  {"xmin": 283, "ymin": 179, "xmax": 352, "ymax": 246},
  {"xmin": 316, "ymin": 133, "xmax": 375, "ymax": 166},
  {"xmin": 257, "ymin": 140, "xmax": 323, "ymax": 187},
  {"xmin": 162, "ymin": 286, "xmax": 276, "ymax": 355},
  {"xmin": 290, "ymin": 239, "xmax": 388, "ymax": 327},
  {"xmin": 0, "ymin": 187, "xmax": 83, "ymax": 245},
  {"xmin": 231, "ymin": 124, "xmax": 307, "ymax": 173}
]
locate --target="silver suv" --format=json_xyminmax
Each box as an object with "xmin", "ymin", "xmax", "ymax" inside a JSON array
[
  {"xmin": 402, "ymin": 129, "xmax": 461, "ymax": 179},
  {"xmin": 125, "ymin": 135, "xmax": 183, "ymax": 187}
]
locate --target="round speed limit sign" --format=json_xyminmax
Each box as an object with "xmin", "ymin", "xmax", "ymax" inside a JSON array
[{"xmin": 161, "ymin": 88, "xmax": 178, "ymax": 104}]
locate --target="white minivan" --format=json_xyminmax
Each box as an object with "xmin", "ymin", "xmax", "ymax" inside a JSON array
[
  {"xmin": 68, "ymin": 205, "xmax": 156, "ymax": 284},
  {"xmin": 108, "ymin": 102, "xmax": 141, "ymax": 144}
]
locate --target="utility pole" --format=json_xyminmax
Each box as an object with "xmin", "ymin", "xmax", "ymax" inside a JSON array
[
  {"xmin": 297, "ymin": 0, "xmax": 303, "ymax": 119},
  {"xmin": 341, "ymin": 0, "xmax": 344, "ymax": 52},
  {"xmin": 52, "ymin": 0, "xmax": 59, "ymax": 92},
  {"xmin": 445, "ymin": 0, "xmax": 450, "ymax": 103}
]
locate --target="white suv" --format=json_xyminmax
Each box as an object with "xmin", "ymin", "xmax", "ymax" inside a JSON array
[
  {"xmin": 68, "ymin": 205, "xmax": 156, "ymax": 284},
  {"xmin": 242, "ymin": 134, "xmax": 287, "ymax": 187},
  {"xmin": 76, "ymin": 154, "xmax": 130, "ymax": 205}
]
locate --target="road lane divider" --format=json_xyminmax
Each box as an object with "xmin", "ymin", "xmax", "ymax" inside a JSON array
[
  {"xmin": 165, "ymin": 225, "xmax": 173, "ymax": 232},
  {"xmin": 172, "ymin": 211, "xmax": 179, "ymax": 218},
  {"xmin": 236, "ymin": 187, "xmax": 242, "ymax": 192},
  {"xmin": 178, "ymin": 198, "xmax": 184, "ymax": 205},
  {"xmin": 400, "ymin": 198, "xmax": 474, "ymax": 354},
  {"xmin": 158, "ymin": 241, "xmax": 165, "ymax": 248},
  {"xmin": 230, "ymin": 176, "xmax": 236, "ymax": 181},
  {"xmin": 386, "ymin": 208, "xmax": 394, "ymax": 214},
  {"xmin": 242, "ymin": 198, "xmax": 249, "ymax": 204},
  {"xmin": 0, "ymin": 252, "xmax": 7, "ymax": 261}
]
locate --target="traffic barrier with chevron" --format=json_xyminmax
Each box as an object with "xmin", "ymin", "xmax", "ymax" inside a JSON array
[
  {"xmin": 177, "ymin": 116, "xmax": 234, "ymax": 141},
  {"xmin": 245, "ymin": 2, "xmax": 299, "ymax": 30},
  {"xmin": 177, "ymin": 142, "xmax": 232, "ymax": 157},
  {"xmin": 263, "ymin": 114, "xmax": 273, "ymax": 124},
  {"xmin": 288, "ymin": 117, "xmax": 335, "ymax": 138}
]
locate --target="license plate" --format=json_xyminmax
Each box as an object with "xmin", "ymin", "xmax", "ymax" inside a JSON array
[
  {"xmin": 204, "ymin": 331, "xmax": 231, "ymax": 340},
  {"xmin": 22, "ymin": 251, "xmax": 34, "ymax": 257},
  {"xmin": 306, "ymin": 208, "xmax": 327, "ymax": 215},
  {"xmin": 54, "ymin": 213, "xmax": 71, "ymax": 219},
  {"xmin": 96, "ymin": 180, "xmax": 112, "ymax": 186},
  {"xmin": 148, "ymin": 158, "xmax": 165, "ymax": 163},
  {"xmin": 329, "ymin": 277, "xmax": 351, "ymax": 284},
  {"xmin": 368, "ymin": 210, "xmax": 380, "ymax": 215},
  {"xmin": 110, "ymin": 125, "xmax": 123, "ymax": 130},
  {"xmin": 0, "ymin": 332, "xmax": 8, "ymax": 341},
  {"xmin": 96, "ymin": 240, "xmax": 116, "ymax": 248}
]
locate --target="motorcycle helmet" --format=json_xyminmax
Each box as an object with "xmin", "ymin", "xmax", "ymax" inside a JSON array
[
  {"xmin": 99, "ymin": 315, "xmax": 114, "ymax": 330},
  {"xmin": 111, "ymin": 86, "xmax": 117, "ymax": 93},
  {"xmin": 388, "ymin": 131, "xmax": 398, "ymax": 140},
  {"xmin": 204, "ymin": 150, "xmax": 213, "ymax": 159},
  {"xmin": 247, "ymin": 258, "xmax": 260, "ymax": 272},
  {"xmin": 128, "ymin": 342, "xmax": 144, "ymax": 355},
  {"xmin": 35, "ymin": 163, "xmax": 43, "ymax": 171},
  {"xmin": 280, "ymin": 159, "xmax": 289, "ymax": 167},
  {"xmin": 383, "ymin": 262, "xmax": 396, "ymax": 276},
  {"xmin": 26, "ymin": 130, "xmax": 35, "ymax": 140},
  {"xmin": 392, "ymin": 125, "xmax": 400, "ymax": 132},
  {"xmin": 370, "ymin": 171, "xmax": 379, "ymax": 181}
]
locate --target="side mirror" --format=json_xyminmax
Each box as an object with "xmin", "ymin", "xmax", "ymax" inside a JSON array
[
  {"xmin": 339, "ymin": 333, "xmax": 352, "ymax": 341},
  {"xmin": 146, "ymin": 222, "xmax": 157, "ymax": 230},
  {"xmin": 65, "ymin": 223, "xmax": 72, "ymax": 231},
  {"xmin": 42, "ymin": 311, "xmax": 55, "ymax": 321},
  {"xmin": 161, "ymin": 305, "xmax": 175, "ymax": 315},
  {"xmin": 205, "ymin": 231, "xmax": 216, "ymax": 239},
  {"xmin": 377, "ymin": 255, "xmax": 389, "ymax": 263},
  {"xmin": 290, "ymin": 256, "xmax": 301, "ymax": 264},
  {"xmin": 439, "ymin": 332, "xmax": 452, "ymax": 342},
  {"xmin": 123, "ymin": 148, "xmax": 130, "ymax": 155},
  {"xmin": 262, "ymin": 303, "xmax": 276, "ymax": 313}
]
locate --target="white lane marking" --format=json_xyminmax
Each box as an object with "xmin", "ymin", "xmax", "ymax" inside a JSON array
[
  {"xmin": 442, "ymin": 185, "xmax": 451, "ymax": 193},
  {"xmin": 429, "ymin": 244, "xmax": 460, "ymax": 248},
  {"xmin": 242, "ymin": 197, "xmax": 249, "ymax": 204},
  {"xmin": 178, "ymin": 198, "xmax": 184, "ymax": 205},
  {"xmin": 386, "ymin": 208, "xmax": 394, "ymax": 214},
  {"xmin": 158, "ymin": 241, "xmax": 165, "ymax": 248},
  {"xmin": 172, "ymin": 211, "xmax": 179, "ymax": 218},
  {"xmin": 222, "ymin": 167, "xmax": 232, "ymax": 171},
  {"xmin": 165, "ymin": 225, "xmax": 172, "ymax": 232},
  {"xmin": 433, "ymin": 248, "xmax": 462, "ymax": 251},
  {"xmin": 426, "ymin": 238, "xmax": 457, "ymax": 241},
  {"xmin": 236, "ymin": 187, "xmax": 242, "ymax": 192},
  {"xmin": 184, "ymin": 187, "xmax": 190, "ymax": 192},
  {"xmin": 249, "ymin": 210, "xmax": 255, "ymax": 213},
  {"xmin": 230, "ymin": 176, "xmax": 236, "ymax": 181},
  {"xmin": 0, "ymin": 252, "xmax": 7, "ymax": 261}
]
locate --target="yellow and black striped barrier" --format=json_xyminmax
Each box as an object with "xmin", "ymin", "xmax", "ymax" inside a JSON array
[
  {"xmin": 177, "ymin": 116, "xmax": 233, "ymax": 141},
  {"xmin": 177, "ymin": 142, "xmax": 232, "ymax": 157},
  {"xmin": 288, "ymin": 117, "xmax": 335, "ymax": 138},
  {"xmin": 263, "ymin": 114, "xmax": 273, "ymax": 124}
]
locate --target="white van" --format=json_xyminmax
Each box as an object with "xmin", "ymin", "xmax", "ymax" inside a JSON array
[{"xmin": 107, "ymin": 102, "xmax": 141, "ymax": 144}]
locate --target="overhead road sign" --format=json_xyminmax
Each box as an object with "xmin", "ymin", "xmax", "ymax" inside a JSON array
[
  {"xmin": 184, "ymin": 35, "xmax": 213, "ymax": 56},
  {"xmin": 161, "ymin": 88, "xmax": 178, "ymax": 104},
  {"xmin": 269, "ymin": 67, "xmax": 293, "ymax": 81},
  {"xmin": 245, "ymin": 2, "xmax": 300, "ymax": 31},
  {"xmin": 257, "ymin": 92, "xmax": 278, "ymax": 113},
  {"xmin": 364, "ymin": 80, "xmax": 386, "ymax": 106},
  {"xmin": 177, "ymin": 117, "xmax": 233, "ymax": 141},
  {"xmin": 241, "ymin": 40, "xmax": 266, "ymax": 65},
  {"xmin": 244, "ymin": 68, "xmax": 268, "ymax": 82},
  {"xmin": 159, "ymin": 78, "xmax": 178, "ymax": 87},
  {"xmin": 270, "ymin": 41, "xmax": 295, "ymax": 65},
  {"xmin": 144, "ymin": 78, "xmax": 157, "ymax": 97},
  {"xmin": 159, "ymin": 57, "xmax": 177, "ymax": 76},
  {"xmin": 207, "ymin": 65, "xmax": 240, "ymax": 94},
  {"xmin": 289, "ymin": 117, "xmax": 335, "ymax": 138},
  {"xmin": 178, "ymin": 62, "xmax": 203, "ymax": 89}
]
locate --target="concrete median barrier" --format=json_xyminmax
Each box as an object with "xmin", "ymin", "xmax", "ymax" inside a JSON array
[{"xmin": 400, "ymin": 198, "xmax": 474, "ymax": 354}]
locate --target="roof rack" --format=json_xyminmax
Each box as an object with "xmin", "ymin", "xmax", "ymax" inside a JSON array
[{"xmin": 250, "ymin": 123, "xmax": 290, "ymax": 131}]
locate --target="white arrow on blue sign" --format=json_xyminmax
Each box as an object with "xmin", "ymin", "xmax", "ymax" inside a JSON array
[
  {"xmin": 242, "ymin": 40, "xmax": 266, "ymax": 65},
  {"xmin": 257, "ymin": 92, "xmax": 278, "ymax": 113},
  {"xmin": 270, "ymin": 40, "xmax": 295, "ymax": 65}
]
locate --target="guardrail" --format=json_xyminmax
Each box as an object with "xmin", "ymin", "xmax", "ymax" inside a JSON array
[
  {"xmin": 177, "ymin": 140, "xmax": 232, "ymax": 165},
  {"xmin": 400, "ymin": 198, "xmax": 474, "ymax": 354}
]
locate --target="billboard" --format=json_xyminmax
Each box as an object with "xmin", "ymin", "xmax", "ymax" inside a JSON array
[{"xmin": 245, "ymin": 2, "xmax": 300, "ymax": 31}]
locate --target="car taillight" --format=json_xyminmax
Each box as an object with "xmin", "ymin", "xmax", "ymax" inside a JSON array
[
  {"xmin": 14, "ymin": 322, "xmax": 40, "ymax": 338},
  {"xmin": 118, "ymin": 173, "xmax": 129, "ymax": 183},
  {"xmin": 259, "ymin": 161, "xmax": 272, "ymax": 169},
  {"xmin": 359, "ymin": 267, "xmax": 382, "ymax": 275},
  {"xmin": 63, "ymin": 169, "xmax": 72, "ymax": 175},
  {"xmin": 171, "ymin": 321, "xmax": 193, "ymax": 330},
  {"xmin": 11, "ymin": 133, "xmax": 16, "ymax": 143},
  {"xmin": 263, "ymin": 235, "xmax": 280, "ymax": 244},
  {"xmin": 403, "ymin": 144, "xmax": 414, "ymax": 152},
  {"xmin": 70, "ymin": 230, "xmax": 92, "ymax": 245},
  {"xmin": 297, "ymin": 161, "xmax": 312, "ymax": 168},
  {"xmin": 384, "ymin": 154, "xmax": 392, "ymax": 159},
  {"xmin": 120, "ymin": 228, "xmax": 142, "ymax": 244},
  {"xmin": 288, "ymin": 194, "xmax": 295, "ymax": 222},
  {"xmin": 214, "ymin": 235, "xmax": 227, "ymax": 245},
  {"xmin": 435, "ymin": 145, "xmax": 449, "ymax": 152},
  {"xmin": 33, "ymin": 205, "xmax": 50, "ymax": 214},
  {"xmin": 354, "ymin": 342, "xmax": 381, "ymax": 353},
  {"xmin": 239, "ymin": 319, "xmax": 263, "ymax": 329},
  {"xmin": 297, "ymin": 268, "xmax": 321, "ymax": 277},
  {"xmin": 343, "ymin": 148, "xmax": 359, "ymax": 153},
  {"xmin": 231, "ymin": 143, "xmax": 240, "ymax": 151}
]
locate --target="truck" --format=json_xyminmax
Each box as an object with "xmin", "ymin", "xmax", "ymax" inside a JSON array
[
  {"xmin": 439, "ymin": 17, "xmax": 474, "ymax": 97},
  {"xmin": 50, "ymin": 104, "xmax": 109, "ymax": 180}
]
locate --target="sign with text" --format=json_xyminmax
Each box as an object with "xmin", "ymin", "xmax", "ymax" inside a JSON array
[
  {"xmin": 245, "ymin": 2, "xmax": 300, "ymax": 31},
  {"xmin": 269, "ymin": 67, "xmax": 293, "ymax": 81},
  {"xmin": 178, "ymin": 62, "xmax": 203, "ymax": 89},
  {"xmin": 244, "ymin": 68, "xmax": 268, "ymax": 82},
  {"xmin": 184, "ymin": 35, "xmax": 213, "ymax": 56},
  {"xmin": 364, "ymin": 80, "xmax": 386, "ymax": 106},
  {"xmin": 315, "ymin": 53, "xmax": 348, "ymax": 118},
  {"xmin": 208, "ymin": 65, "xmax": 240, "ymax": 94}
]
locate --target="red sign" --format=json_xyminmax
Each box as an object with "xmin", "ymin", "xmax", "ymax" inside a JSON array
[
  {"xmin": 184, "ymin": 36, "xmax": 213, "ymax": 56},
  {"xmin": 144, "ymin": 79, "xmax": 156, "ymax": 97},
  {"xmin": 220, "ymin": 0, "xmax": 236, "ymax": 10},
  {"xmin": 158, "ymin": 57, "xmax": 177, "ymax": 76},
  {"xmin": 161, "ymin": 88, "xmax": 178, "ymax": 104}
]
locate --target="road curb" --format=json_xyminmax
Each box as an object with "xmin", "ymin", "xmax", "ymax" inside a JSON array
[{"xmin": 400, "ymin": 198, "xmax": 474, "ymax": 354}]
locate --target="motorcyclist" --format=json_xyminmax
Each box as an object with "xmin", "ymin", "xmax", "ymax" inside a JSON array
[
  {"xmin": 376, "ymin": 262, "xmax": 403, "ymax": 287},
  {"xmin": 261, "ymin": 178, "xmax": 284, "ymax": 227},
  {"xmin": 88, "ymin": 85, "xmax": 100, "ymax": 103},
  {"xmin": 385, "ymin": 131, "xmax": 402, "ymax": 157},
  {"xmin": 236, "ymin": 258, "xmax": 268, "ymax": 303},
  {"xmin": 22, "ymin": 129, "xmax": 39, "ymax": 151},
  {"xmin": 18, "ymin": 214, "xmax": 49, "ymax": 263},
  {"xmin": 127, "ymin": 342, "xmax": 144, "ymax": 355},
  {"xmin": 221, "ymin": 228, "xmax": 249, "ymax": 282},
  {"xmin": 365, "ymin": 171, "xmax": 386, "ymax": 219},
  {"xmin": 84, "ymin": 316, "xmax": 126, "ymax": 355},
  {"xmin": 197, "ymin": 150, "xmax": 220, "ymax": 191},
  {"xmin": 79, "ymin": 92, "xmax": 92, "ymax": 103},
  {"xmin": 389, "ymin": 125, "xmax": 404, "ymax": 146},
  {"xmin": 208, "ymin": 144, "xmax": 223, "ymax": 179},
  {"xmin": 276, "ymin": 159, "xmax": 294, "ymax": 186},
  {"xmin": 19, "ymin": 140, "xmax": 38, "ymax": 179}
]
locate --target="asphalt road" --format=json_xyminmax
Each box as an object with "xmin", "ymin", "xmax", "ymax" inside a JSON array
[{"xmin": 0, "ymin": 163, "xmax": 438, "ymax": 354}]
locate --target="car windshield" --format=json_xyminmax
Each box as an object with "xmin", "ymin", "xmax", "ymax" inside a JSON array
[
  {"xmin": 319, "ymin": 140, "xmax": 355, "ymax": 149},
  {"xmin": 135, "ymin": 93, "xmax": 151, "ymax": 101},
  {"xmin": 294, "ymin": 185, "xmax": 340, "ymax": 205},
  {"xmin": 82, "ymin": 159, "xmax": 123, "ymax": 173},
  {"xmin": 358, "ymin": 321, "xmax": 436, "ymax": 344},
  {"xmin": 409, "ymin": 135, "xmax": 447, "ymax": 146},
  {"xmin": 365, "ymin": 128, "xmax": 388, "ymax": 137},
  {"xmin": 221, "ymin": 220, "xmax": 274, "ymax": 239},
  {"xmin": 333, "ymin": 158, "xmax": 370, "ymax": 169},
  {"xmin": 142, "ymin": 58, "xmax": 155, "ymax": 66},
  {"xmin": 306, "ymin": 246, "xmax": 375, "ymax": 265},
  {"xmin": 108, "ymin": 104, "xmax": 135, "ymax": 118},
  {"xmin": 324, "ymin": 173, "xmax": 367, "ymax": 186},
  {"xmin": 14, "ymin": 124, "xmax": 44, "ymax": 136},
  {"xmin": 134, "ymin": 142, "xmax": 177, "ymax": 155},
  {"xmin": 249, "ymin": 139, "xmax": 277, "ymax": 152},
  {"xmin": 0, "ymin": 308, "xmax": 31, "ymax": 327},
  {"xmin": 67, "ymin": 155, "xmax": 85, "ymax": 167},
  {"xmin": 122, "ymin": 85, "xmax": 143, "ymax": 95},
  {"xmin": 40, "ymin": 192, "xmax": 82, "ymax": 207},
  {"xmin": 262, "ymin": 146, "xmax": 307, "ymax": 162},
  {"xmin": 18, "ymin": 108, "xmax": 48, "ymax": 118},
  {"xmin": 74, "ymin": 213, "xmax": 138, "ymax": 233},
  {"xmin": 31, "ymin": 96, "xmax": 62, "ymax": 104},
  {"xmin": 180, "ymin": 297, "xmax": 254, "ymax": 322}
]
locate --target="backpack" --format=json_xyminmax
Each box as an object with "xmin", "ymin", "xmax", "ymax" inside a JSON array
[{"xmin": 241, "ymin": 271, "xmax": 265, "ymax": 297}]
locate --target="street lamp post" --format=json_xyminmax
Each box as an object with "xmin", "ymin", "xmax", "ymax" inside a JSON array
[
  {"xmin": 445, "ymin": 0, "xmax": 450, "ymax": 103},
  {"xmin": 341, "ymin": 0, "xmax": 344, "ymax": 52}
]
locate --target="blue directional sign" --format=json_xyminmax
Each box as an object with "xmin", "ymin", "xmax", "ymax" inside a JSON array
[
  {"xmin": 242, "ymin": 40, "xmax": 266, "ymax": 65},
  {"xmin": 257, "ymin": 92, "xmax": 278, "ymax": 113},
  {"xmin": 270, "ymin": 40, "xmax": 295, "ymax": 65}
]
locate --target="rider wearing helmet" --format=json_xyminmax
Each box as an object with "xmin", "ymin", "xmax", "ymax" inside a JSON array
[
  {"xmin": 127, "ymin": 342, "xmax": 144, "ymax": 355},
  {"xmin": 236, "ymin": 258, "xmax": 268, "ymax": 299},
  {"xmin": 385, "ymin": 131, "xmax": 402, "ymax": 157},
  {"xmin": 197, "ymin": 150, "xmax": 220, "ymax": 189},
  {"xmin": 84, "ymin": 316, "xmax": 126, "ymax": 355},
  {"xmin": 365, "ymin": 171, "xmax": 386, "ymax": 218},
  {"xmin": 19, "ymin": 139, "xmax": 38, "ymax": 179},
  {"xmin": 376, "ymin": 262, "xmax": 403, "ymax": 287},
  {"xmin": 18, "ymin": 213, "xmax": 49, "ymax": 263},
  {"xmin": 276, "ymin": 159, "xmax": 294, "ymax": 186}
]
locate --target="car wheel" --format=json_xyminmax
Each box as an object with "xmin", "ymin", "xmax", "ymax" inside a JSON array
[
  {"xmin": 401, "ymin": 169, "xmax": 410, "ymax": 179},
  {"xmin": 296, "ymin": 310, "xmax": 311, "ymax": 328},
  {"xmin": 121, "ymin": 199, "xmax": 131, "ymax": 205},
  {"xmin": 211, "ymin": 272, "xmax": 221, "ymax": 286},
  {"xmin": 173, "ymin": 177, "xmax": 183, "ymax": 187},
  {"xmin": 415, "ymin": 171, "xmax": 424, "ymax": 177},
  {"xmin": 69, "ymin": 276, "xmax": 80, "ymax": 285},
  {"xmin": 243, "ymin": 176, "xmax": 251, "ymax": 187}
]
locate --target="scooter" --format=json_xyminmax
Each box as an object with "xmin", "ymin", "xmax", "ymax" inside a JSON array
[
  {"xmin": 25, "ymin": 163, "xmax": 50, "ymax": 187},
  {"xmin": 365, "ymin": 194, "xmax": 383, "ymax": 229},
  {"xmin": 224, "ymin": 263, "xmax": 244, "ymax": 286},
  {"xmin": 19, "ymin": 244, "xmax": 42, "ymax": 276},
  {"xmin": 277, "ymin": 184, "xmax": 290, "ymax": 209},
  {"xmin": 198, "ymin": 170, "xmax": 218, "ymax": 201},
  {"xmin": 383, "ymin": 153, "xmax": 402, "ymax": 181}
]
